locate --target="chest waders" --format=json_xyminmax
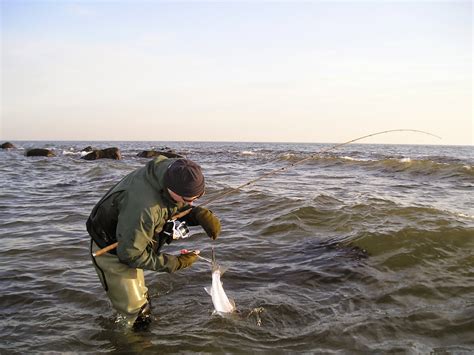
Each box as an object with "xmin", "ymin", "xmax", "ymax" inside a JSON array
[{"xmin": 90, "ymin": 240, "xmax": 151, "ymax": 328}]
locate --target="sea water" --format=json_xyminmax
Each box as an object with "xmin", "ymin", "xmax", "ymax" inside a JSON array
[{"xmin": 1, "ymin": 141, "xmax": 473, "ymax": 353}]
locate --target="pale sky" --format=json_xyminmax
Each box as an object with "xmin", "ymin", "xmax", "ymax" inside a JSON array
[{"xmin": 1, "ymin": 1, "xmax": 472, "ymax": 145}]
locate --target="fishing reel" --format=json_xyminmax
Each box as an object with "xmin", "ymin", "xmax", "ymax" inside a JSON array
[
  {"xmin": 160, "ymin": 220, "xmax": 190, "ymax": 245},
  {"xmin": 170, "ymin": 220, "xmax": 190, "ymax": 240}
]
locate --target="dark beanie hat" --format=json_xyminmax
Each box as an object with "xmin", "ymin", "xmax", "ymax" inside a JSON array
[{"xmin": 164, "ymin": 159, "xmax": 205, "ymax": 197}]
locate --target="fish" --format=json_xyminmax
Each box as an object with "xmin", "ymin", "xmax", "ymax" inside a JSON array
[{"xmin": 204, "ymin": 248, "xmax": 236, "ymax": 314}]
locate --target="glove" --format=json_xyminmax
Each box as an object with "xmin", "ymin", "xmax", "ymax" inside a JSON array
[
  {"xmin": 158, "ymin": 221, "xmax": 174, "ymax": 244},
  {"xmin": 189, "ymin": 206, "xmax": 221, "ymax": 240},
  {"xmin": 177, "ymin": 252, "xmax": 198, "ymax": 270}
]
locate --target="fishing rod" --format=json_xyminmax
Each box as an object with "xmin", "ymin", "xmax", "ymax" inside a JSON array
[{"xmin": 93, "ymin": 129, "xmax": 440, "ymax": 257}]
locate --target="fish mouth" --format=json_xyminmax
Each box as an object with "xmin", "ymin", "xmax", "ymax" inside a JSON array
[
  {"xmin": 211, "ymin": 261, "xmax": 220, "ymax": 273},
  {"xmin": 211, "ymin": 246, "xmax": 219, "ymax": 272}
]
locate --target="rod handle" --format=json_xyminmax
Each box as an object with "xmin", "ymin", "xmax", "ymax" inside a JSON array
[{"xmin": 92, "ymin": 242, "xmax": 118, "ymax": 257}]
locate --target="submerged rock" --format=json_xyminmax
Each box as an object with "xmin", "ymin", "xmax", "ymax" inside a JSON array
[
  {"xmin": 82, "ymin": 147, "xmax": 122, "ymax": 160},
  {"xmin": 26, "ymin": 148, "xmax": 56, "ymax": 157},
  {"xmin": 1, "ymin": 142, "xmax": 15, "ymax": 149},
  {"xmin": 137, "ymin": 150, "xmax": 183, "ymax": 159},
  {"xmin": 81, "ymin": 146, "xmax": 94, "ymax": 153}
]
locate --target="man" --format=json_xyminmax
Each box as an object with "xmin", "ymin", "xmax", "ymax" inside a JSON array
[{"xmin": 86, "ymin": 156, "xmax": 221, "ymax": 329}]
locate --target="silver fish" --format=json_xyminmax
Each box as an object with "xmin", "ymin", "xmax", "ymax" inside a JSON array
[{"xmin": 204, "ymin": 248, "xmax": 236, "ymax": 314}]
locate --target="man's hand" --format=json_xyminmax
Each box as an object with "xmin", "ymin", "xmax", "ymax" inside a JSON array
[
  {"xmin": 189, "ymin": 207, "xmax": 221, "ymax": 240},
  {"xmin": 177, "ymin": 251, "xmax": 199, "ymax": 269}
]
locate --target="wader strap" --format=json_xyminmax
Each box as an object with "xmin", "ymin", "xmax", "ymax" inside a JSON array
[{"xmin": 90, "ymin": 238, "xmax": 109, "ymax": 292}]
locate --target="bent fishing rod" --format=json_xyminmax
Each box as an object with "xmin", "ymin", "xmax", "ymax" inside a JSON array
[{"xmin": 93, "ymin": 128, "xmax": 440, "ymax": 257}]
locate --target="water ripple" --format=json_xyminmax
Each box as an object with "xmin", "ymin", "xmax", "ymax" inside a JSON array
[{"xmin": 0, "ymin": 141, "xmax": 473, "ymax": 353}]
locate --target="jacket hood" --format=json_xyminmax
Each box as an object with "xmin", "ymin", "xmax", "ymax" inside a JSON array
[{"xmin": 145, "ymin": 155, "xmax": 181, "ymax": 206}]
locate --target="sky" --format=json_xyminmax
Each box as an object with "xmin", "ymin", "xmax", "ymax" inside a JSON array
[{"xmin": 0, "ymin": 0, "xmax": 472, "ymax": 145}]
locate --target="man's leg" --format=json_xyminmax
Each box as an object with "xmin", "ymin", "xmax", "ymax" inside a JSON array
[{"xmin": 90, "ymin": 240, "xmax": 150, "ymax": 327}]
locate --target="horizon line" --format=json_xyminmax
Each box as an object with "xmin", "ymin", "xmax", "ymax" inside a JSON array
[{"xmin": 1, "ymin": 138, "xmax": 470, "ymax": 147}]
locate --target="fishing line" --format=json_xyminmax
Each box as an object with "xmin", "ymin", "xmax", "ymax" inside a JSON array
[
  {"xmin": 93, "ymin": 129, "xmax": 440, "ymax": 257},
  {"xmin": 196, "ymin": 255, "xmax": 213, "ymax": 264}
]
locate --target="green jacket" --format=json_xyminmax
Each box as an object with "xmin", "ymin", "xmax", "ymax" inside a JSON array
[{"xmin": 87, "ymin": 156, "xmax": 190, "ymax": 273}]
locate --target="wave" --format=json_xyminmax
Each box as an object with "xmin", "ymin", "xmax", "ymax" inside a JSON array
[
  {"xmin": 237, "ymin": 196, "xmax": 474, "ymax": 267},
  {"xmin": 1, "ymin": 140, "xmax": 473, "ymax": 353},
  {"xmin": 371, "ymin": 158, "xmax": 474, "ymax": 178},
  {"xmin": 275, "ymin": 153, "xmax": 474, "ymax": 179},
  {"xmin": 62, "ymin": 150, "xmax": 82, "ymax": 156},
  {"xmin": 240, "ymin": 150, "xmax": 257, "ymax": 156},
  {"xmin": 347, "ymin": 226, "xmax": 474, "ymax": 271},
  {"xmin": 3, "ymin": 143, "xmax": 472, "ymax": 181}
]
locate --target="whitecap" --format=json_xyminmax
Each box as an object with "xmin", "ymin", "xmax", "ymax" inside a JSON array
[
  {"xmin": 241, "ymin": 151, "xmax": 256, "ymax": 156},
  {"xmin": 62, "ymin": 150, "xmax": 80, "ymax": 156},
  {"xmin": 342, "ymin": 156, "xmax": 375, "ymax": 162},
  {"xmin": 455, "ymin": 212, "xmax": 474, "ymax": 220}
]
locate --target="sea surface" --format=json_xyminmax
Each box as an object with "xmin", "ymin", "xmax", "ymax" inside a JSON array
[{"xmin": 1, "ymin": 140, "xmax": 473, "ymax": 354}]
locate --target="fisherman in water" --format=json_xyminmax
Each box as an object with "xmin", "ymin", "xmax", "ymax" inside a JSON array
[{"xmin": 86, "ymin": 156, "xmax": 221, "ymax": 329}]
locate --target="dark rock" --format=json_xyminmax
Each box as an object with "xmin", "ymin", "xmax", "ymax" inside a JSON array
[
  {"xmin": 81, "ymin": 146, "xmax": 94, "ymax": 152},
  {"xmin": 82, "ymin": 147, "xmax": 121, "ymax": 160},
  {"xmin": 1, "ymin": 142, "xmax": 15, "ymax": 149},
  {"xmin": 137, "ymin": 150, "xmax": 158, "ymax": 158},
  {"xmin": 26, "ymin": 148, "xmax": 56, "ymax": 157},
  {"xmin": 137, "ymin": 150, "xmax": 183, "ymax": 159}
]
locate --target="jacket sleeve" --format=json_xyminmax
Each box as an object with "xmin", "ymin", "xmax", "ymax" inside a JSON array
[{"xmin": 114, "ymin": 194, "xmax": 184, "ymax": 273}]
